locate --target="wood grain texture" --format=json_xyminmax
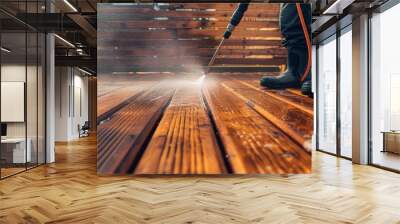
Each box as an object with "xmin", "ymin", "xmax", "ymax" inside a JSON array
[
  {"xmin": 203, "ymin": 77, "xmax": 311, "ymax": 174},
  {"xmin": 239, "ymin": 80, "xmax": 314, "ymax": 116},
  {"xmin": 215, "ymin": 74, "xmax": 314, "ymax": 112},
  {"xmin": 1, "ymin": 137, "xmax": 400, "ymax": 223},
  {"xmin": 97, "ymin": 83, "xmax": 175, "ymax": 174},
  {"xmin": 97, "ymin": 74, "xmax": 312, "ymax": 174},
  {"xmin": 220, "ymin": 79, "xmax": 313, "ymax": 146},
  {"xmin": 98, "ymin": 48, "xmax": 287, "ymax": 58},
  {"xmin": 97, "ymin": 3, "xmax": 287, "ymax": 73},
  {"xmin": 135, "ymin": 83, "xmax": 226, "ymax": 174},
  {"xmin": 100, "ymin": 20, "xmax": 280, "ymax": 29},
  {"xmin": 97, "ymin": 86, "xmax": 145, "ymax": 121}
]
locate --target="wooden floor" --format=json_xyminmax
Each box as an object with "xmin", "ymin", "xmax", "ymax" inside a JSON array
[
  {"xmin": 1, "ymin": 136, "xmax": 400, "ymax": 223},
  {"xmin": 372, "ymin": 151, "xmax": 400, "ymax": 171},
  {"xmin": 97, "ymin": 73, "xmax": 313, "ymax": 174}
]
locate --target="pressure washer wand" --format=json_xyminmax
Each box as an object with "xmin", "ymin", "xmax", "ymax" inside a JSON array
[
  {"xmin": 207, "ymin": 38, "xmax": 225, "ymax": 68},
  {"xmin": 205, "ymin": 3, "xmax": 249, "ymax": 75}
]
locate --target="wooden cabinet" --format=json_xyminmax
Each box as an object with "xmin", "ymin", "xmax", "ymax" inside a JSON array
[{"xmin": 382, "ymin": 132, "xmax": 400, "ymax": 154}]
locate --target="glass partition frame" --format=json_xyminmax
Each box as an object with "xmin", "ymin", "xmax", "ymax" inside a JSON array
[
  {"xmin": 0, "ymin": 0, "xmax": 47, "ymax": 179},
  {"xmin": 315, "ymin": 25, "xmax": 353, "ymax": 160}
]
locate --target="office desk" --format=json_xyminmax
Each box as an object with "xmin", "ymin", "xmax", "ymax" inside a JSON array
[{"xmin": 1, "ymin": 138, "xmax": 31, "ymax": 164}]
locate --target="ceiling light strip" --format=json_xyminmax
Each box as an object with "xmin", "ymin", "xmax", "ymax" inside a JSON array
[
  {"xmin": 1, "ymin": 47, "xmax": 11, "ymax": 53},
  {"xmin": 63, "ymin": 0, "xmax": 78, "ymax": 12},
  {"xmin": 78, "ymin": 67, "xmax": 93, "ymax": 76},
  {"xmin": 54, "ymin": 34, "xmax": 75, "ymax": 48}
]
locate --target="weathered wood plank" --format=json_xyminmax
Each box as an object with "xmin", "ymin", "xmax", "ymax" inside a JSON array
[
  {"xmin": 99, "ymin": 66, "xmax": 282, "ymax": 74},
  {"xmin": 209, "ymin": 74, "xmax": 314, "ymax": 111},
  {"xmin": 203, "ymin": 78, "xmax": 311, "ymax": 174},
  {"xmin": 98, "ymin": 15, "xmax": 279, "ymax": 23},
  {"xmin": 242, "ymin": 79, "xmax": 314, "ymax": 113},
  {"xmin": 220, "ymin": 81, "xmax": 312, "ymax": 148},
  {"xmin": 97, "ymin": 29, "xmax": 282, "ymax": 40},
  {"xmin": 99, "ymin": 3, "xmax": 280, "ymax": 11},
  {"xmin": 98, "ymin": 48, "xmax": 287, "ymax": 57},
  {"xmin": 97, "ymin": 57, "xmax": 287, "ymax": 67},
  {"xmin": 97, "ymin": 79, "xmax": 162, "ymax": 116},
  {"xmin": 99, "ymin": 20, "xmax": 279, "ymax": 30},
  {"xmin": 98, "ymin": 7, "xmax": 279, "ymax": 18},
  {"xmin": 97, "ymin": 86, "xmax": 144, "ymax": 123},
  {"xmin": 97, "ymin": 83, "xmax": 175, "ymax": 174},
  {"xmin": 98, "ymin": 39, "xmax": 283, "ymax": 48},
  {"xmin": 135, "ymin": 83, "xmax": 226, "ymax": 174},
  {"xmin": 97, "ymin": 75, "xmax": 174, "ymax": 120}
]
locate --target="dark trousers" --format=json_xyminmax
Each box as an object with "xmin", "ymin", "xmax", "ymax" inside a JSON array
[{"xmin": 280, "ymin": 4, "xmax": 312, "ymax": 48}]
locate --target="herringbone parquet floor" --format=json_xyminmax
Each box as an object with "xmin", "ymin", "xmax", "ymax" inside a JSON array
[{"xmin": 1, "ymin": 136, "xmax": 400, "ymax": 224}]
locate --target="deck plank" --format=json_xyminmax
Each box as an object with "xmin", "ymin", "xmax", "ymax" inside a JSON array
[
  {"xmin": 135, "ymin": 82, "xmax": 226, "ymax": 174},
  {"xmin": 244, "ymin": 79, "xmax": 314, "ymax": 111},
  {"xmin": 97, "ymin": 82, "xmax": 175, "ymax": 174},
  {"xmin": 97, "ymin": 86, "xmax": 145, "ymax": 122},
  {"xmin": 219, "ymin": 79, "xmax": 313, "ymax": 147},
  {"xmin": 220, "ymin": 74, "xmax": 314, "ymax": 111},
  {"xmin": 203, "ymin": 77, "xmax": 311, "ymax": 174}
]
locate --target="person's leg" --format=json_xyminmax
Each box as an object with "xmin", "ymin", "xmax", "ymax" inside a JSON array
[
  {"xmin": 280, "ymin": 3, "xmax": 311, "ymax": 48},
  {"xmin": 260, "ymin": 4, "xmax": 312, "ymax": 95}
]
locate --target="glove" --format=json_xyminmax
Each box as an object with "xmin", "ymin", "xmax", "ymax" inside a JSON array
[
  {"xmin": 223, "ymin": 23, "xmax": 236, "ymax": 39},
  {"xmin": 223, "ymin": 3, "xmax": 249, "ymax": 39}
]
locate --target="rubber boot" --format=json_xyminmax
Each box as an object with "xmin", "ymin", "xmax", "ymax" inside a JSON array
[
  {"xmin": 260, "ymin": 47, "xmax": 308, "ymax": 89},
  {"xmin": 301, "ymin": 80, "xmax": 312, "ymax": 96}
]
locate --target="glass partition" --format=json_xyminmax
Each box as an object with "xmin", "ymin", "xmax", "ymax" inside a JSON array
[
  {"xmin": 0, "ymin": 1, "xmax": 46, "ymax": 179},
  {"xmin": 317, "ymin": 36, "xmax": 337, "ymax": 154},
  {"xmin": 370, "ymin": 4, "xmax": 400, "ymax": 171},
  {"xmin": 1, "ymin": 27, "xmax": 28, "ymax": 178},
  {"xmin": 27, "ymin": 30, "xmax": 38, "ymax": 169},
  {"xmin": 339, "ymin": 28, "xmax": 352, "ymax": 158}
]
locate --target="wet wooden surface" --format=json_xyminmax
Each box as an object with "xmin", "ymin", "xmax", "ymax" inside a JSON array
[
  {"xmin": 97, "ymin": 81, "xmax": 175, "ymax": 174},
  {"xmin": 97, "ymin": 73, "xmax": 313, "ymax": 174},
  {"xmin": 219, "ymin": 79, "xmax": 313, "ymax": 147},
  {"xmin": 135, "ymin": 83, "xmax": 227, "ymax": 174},
  {"xmin": 203, "ymin": 76, "xmax": 311, "ymax": 174}
]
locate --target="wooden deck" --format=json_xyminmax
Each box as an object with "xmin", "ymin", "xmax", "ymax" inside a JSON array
[
  {"xmin": 97, "ymin": 73, "xmax": 313, "ymax": 174},
  {"xmin": 97, "ymin": 81, "xmax": 175, "ymax": 174},
  {"xmin": 135, "ymin": 85, "xmax": 226, "ymax": 174}
]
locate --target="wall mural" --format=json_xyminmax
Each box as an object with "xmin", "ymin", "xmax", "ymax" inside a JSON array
[{"xmin": 97, "ymin": 3, "xmax": 313, "ymax": 175}]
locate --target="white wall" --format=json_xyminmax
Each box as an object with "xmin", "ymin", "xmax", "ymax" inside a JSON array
[
  {"xmin": 1, "ymin": 65, "xmax": 26, "ymax": 139},
  {"xmin": 55, "ymin": 66, "xmax": 70, "ymax": 141},
  {"xmin": 55, "ymin": 67, "xmax": 89, "ymax": 141},
  {"xmin": 72, "ymin": 73, "xmax": 89, "ymax": 138},
  {"xmin": 1, "ymin": 63, "xmax": 46, "ymax": 164}
]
